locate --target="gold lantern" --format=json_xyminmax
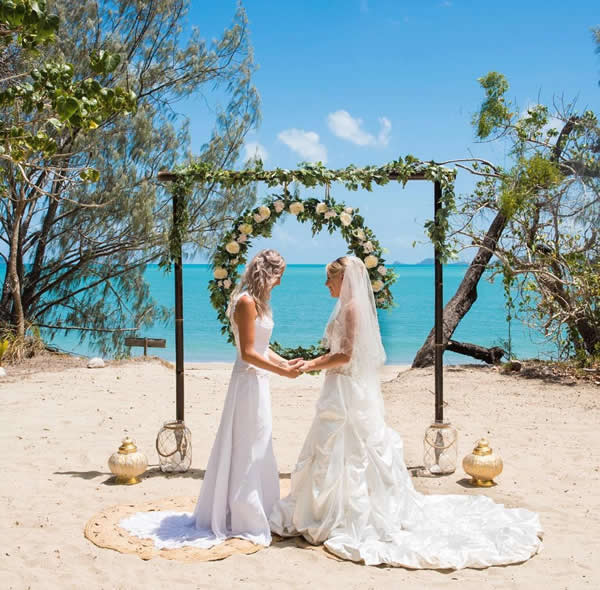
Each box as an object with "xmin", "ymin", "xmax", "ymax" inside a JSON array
[
  {"xmin": 423, "ymin": 422, "xmax": 458, "ymax": 475},
  {"xmin": 462, "ymin": 438, "xmax": 503, "ymax": 487},
  {"xmin": 108, "ymin": 437, "xmax": 148, "ymax": 484}
]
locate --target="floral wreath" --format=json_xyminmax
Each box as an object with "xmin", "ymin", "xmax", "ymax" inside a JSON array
[{"xmin": 209, "ymin": 193, "xmax": 397, "ymax": 360}]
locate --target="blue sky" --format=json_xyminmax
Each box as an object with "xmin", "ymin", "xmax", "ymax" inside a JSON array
[{"xmin": 184, "ymin": 1, "xmax": 599, "ymax": 263}]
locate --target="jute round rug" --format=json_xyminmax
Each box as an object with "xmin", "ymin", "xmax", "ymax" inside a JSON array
[{"xmin": 84, "ymin": 482, "xmax": 343, "ymax": 562}]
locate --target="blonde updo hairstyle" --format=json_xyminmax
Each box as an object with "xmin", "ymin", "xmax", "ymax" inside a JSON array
[
  {"xmin": 326, "ymin": 256, "xmax": 350, "ymax": 280},
  {"xmin": 228, "ymin": 249, "xmax": 286, "ymax": 320}
]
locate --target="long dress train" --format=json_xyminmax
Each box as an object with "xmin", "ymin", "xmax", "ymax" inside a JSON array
[
  {"xmin": 120, "ymin": 294, "xmax": 279, "ymax": 549},
  {"xmin": 269, "ymin": 257, "xmax": 543, "ymax": 569}
]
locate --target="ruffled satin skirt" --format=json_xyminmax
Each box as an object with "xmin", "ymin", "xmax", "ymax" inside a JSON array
[{"xmin": 269, "ymin": 372, "xmax": 543, "ymax": 569}]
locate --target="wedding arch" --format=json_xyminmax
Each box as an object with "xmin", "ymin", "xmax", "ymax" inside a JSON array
[
  {"xmin": 210, "ymin": 193, "xmax": 396, "ymax": 360},
  {"xmin": 157, "ymin": 156, "xmax": 456, "ymax": 425}
]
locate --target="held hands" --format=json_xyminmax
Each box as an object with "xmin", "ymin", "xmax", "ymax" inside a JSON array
[
  {"xmin": 280, "ymin": 358, "xmax": 302, "ymax": 379},
  {"xmin": 288, "ymin": 357, "xmax": 312, "ymax": 373}
]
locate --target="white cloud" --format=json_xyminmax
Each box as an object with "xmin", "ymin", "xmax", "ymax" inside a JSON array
[
  {"xmin": 327, "ymin": 110, "xmax": 392, "ymax": 147},
  {"xmin": 243, "ymin": 141, "xmax": 268, "ymax": 162},
  {"xmin": 377, "ymin": 116, "xmax": 392, "ymax": 146},
  {"xmin": 278, "ymin": 129, "xmax": 327, "ymax": 162}
]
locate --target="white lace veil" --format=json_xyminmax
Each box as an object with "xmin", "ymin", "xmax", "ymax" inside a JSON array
[{"xmin": 323, "ymin": 256, "xmax": 386, "ymax": 380}]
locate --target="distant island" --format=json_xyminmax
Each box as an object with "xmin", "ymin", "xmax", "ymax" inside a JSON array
[{"xmin": 391, "ymin": 258, "xmax": 470, "ymax": 266}]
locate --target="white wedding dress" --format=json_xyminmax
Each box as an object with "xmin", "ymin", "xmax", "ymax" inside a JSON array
[
  {"xmin": 120, "ymin": 293, "xmax": 279, "ymax": 548},
  {"xmin": 269, "ymin": 257, "xmax": 543, "ymax": 569}
]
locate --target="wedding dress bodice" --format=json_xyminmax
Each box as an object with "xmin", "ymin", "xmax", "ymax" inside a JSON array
[{"xmin": 231, "ymin": 292, "xmax": 273, "ymax": 375}]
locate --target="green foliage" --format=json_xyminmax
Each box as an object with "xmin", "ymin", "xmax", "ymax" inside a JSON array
[
  {"xmin": 166, "ymin": 155, "xmax": 457, "ymax": 263},
  {"xmin": 473, "ymin": 72, "xmax": 512, "ymax": 139},
  {"xmin": 0, "ymin": 58, "xmax": 136, "ymax": 165},
  {"xmin": 1, "ymin": 1, "xmax": 261, "ymax": 356},
  {"xmin": 497, "ymin": 154, "xmax": 563, "ymax": 218},
  {"xmin": 0, "ymin": 0, "xmax": 59, "ymax": 47},
  {"xmin": 465, "ymin": 68, "xmax": 600, "ymax": 360}
]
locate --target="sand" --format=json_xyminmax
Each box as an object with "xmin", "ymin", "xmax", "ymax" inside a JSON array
[{"xmin": 1, "ymin": 357, "xmax": 599, "ymax": 589}]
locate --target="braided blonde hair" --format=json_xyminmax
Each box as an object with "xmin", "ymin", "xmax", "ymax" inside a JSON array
[{"xmin": 228, "ymin": 249, "xmax": 286, "ymax": 320}]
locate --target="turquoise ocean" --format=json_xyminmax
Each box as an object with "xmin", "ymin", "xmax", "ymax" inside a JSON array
[{"xmin": 37, "ymin": 264, "xmax": 553, "ymax": 364}]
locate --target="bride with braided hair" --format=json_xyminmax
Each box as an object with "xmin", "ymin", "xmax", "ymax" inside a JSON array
[{"xmin": 121, "ymin": 249, "xmax": 301, "ymax": 549}]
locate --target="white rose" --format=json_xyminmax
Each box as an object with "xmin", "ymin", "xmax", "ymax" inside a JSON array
[
  {"xmin": 213, "ymin": 267, "xmax": 228, "ymax": 280},
  {"xmin": 344, "ymin": 206, "xmax": 354, "ymax": 214},
  {"xmin": 238, "ymin": 223, "xmax": 253, "ymax": 235},
  {"xmin": 258, "ymin": 205, "xmax": 271, "ymax": 219},
  {"xmin": 377, "ymin": 265, "xmax": 387, "ymax": 276},
  {"xmin": 223, "ymin": 279, "xmax": 232, "ymax": 290},
  {"xmin": 289, "ymin": 201, "xmax": 304, "ymax": 215},
  {"xmin": 363, "ymin": 241, "xmax": 374, "ymax": 253},
  {"xmin": 324, "ymin": 210, "xmax": 337, "ymax": 219},
  {"xmin": 237, "ymin": 234, "xmax": 247, "ymax": 243},
  {"xmin": 316, "ymin": 202, "xmax": 328, "ymax": 214},
  {"xmin": 352, "ymin": 228, "xmax": 366, "ymax": 241},
  {"xmin": 371, "ymin": 279, "xmax": 384, "ymax": 292},
  {"xmin": 225, "ymin": 241, "xmax": 240, "ymax": 255},
  {"xmin": 273, "ymin": 200, "xmax": 285, "ymax": 213},
  {"xmin": 339, "ymin": 212, "xmax": 352, "ymax": 227},
  {"xmin": 364, "ymin": 255, "xmax": 378, "ymax": 269}
]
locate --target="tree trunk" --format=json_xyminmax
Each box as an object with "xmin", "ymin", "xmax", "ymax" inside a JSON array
[
  {"xmin": 446, "ymin": 339, "xmax": 506, "ymax": 364},
  {"xmin": 412, "ymin": 211, "xmax": 508, "ymax": 368},
  {"xmin": 7, "ymin": 198, "xmax": 26, "ymax": 345}
]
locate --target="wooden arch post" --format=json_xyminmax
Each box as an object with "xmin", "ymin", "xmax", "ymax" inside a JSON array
[{"xmin": 158, "ymin": 170, "xmax": 445, "ymax": 426}]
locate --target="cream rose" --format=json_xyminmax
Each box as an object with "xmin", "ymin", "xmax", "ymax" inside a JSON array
[
  {"xmin": 377, "ymin": 265, "xmax": 387, "ymax": 276},
  {"xmin": 363, "ymin": 241, "xmax": 374, "ymax": 253},
  {"xmin": 371, "ymin": 279, "xmax": 384, "ymax": 292},
  {"xmin": 273, "ymin": 200, "xmax": 285, "ymax": 213},
  {"xmin": 289, "ymin": 201, "xmax": 304, "ymax": 216},
  {"xmin": 339, "ymin": 212, "xmax": 353, "ymax": 227},
  {"xmin": 258, "ymin": 205, "xmax": 271, "ymax": 219},
  {"xmin": 253, "ymin": 212, "xmax": 264, "ymax": 223},
  {"xmin": 223, "ymin": 279, "xmax": 232, "ymax": 290},
  {"xmin": 316, "ymin": 202, "xmax": 328, "ymax": 214},
  {"xmin": 214, "ymin": 267, "xmax": 228, "ymax": 280},
  {"xmin": 364, "ymin": 255, "xmax": 378, "ymax": 269},
  {"xmin": 344, "ymin": 206, "xmax": 354, "ymax": 214},
  {"xmin": 352, "ymin": 228, "xmax": 366, "ymax": 241},
  {"xmin": 238, "ymin": 223, "xmax": 253, "ymax": 235},
  {"xmin": 324, "ymin": 210, "xmax": 337, "ymax": 219},
  {"xmin": 225, "ymin": 241, "xmax": 240, "ymax": 255}
]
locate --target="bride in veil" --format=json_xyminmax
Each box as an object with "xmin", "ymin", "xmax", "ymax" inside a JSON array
[{"xmin": 270, "ymin": 256, "xmax": 543, "ymax": 569}]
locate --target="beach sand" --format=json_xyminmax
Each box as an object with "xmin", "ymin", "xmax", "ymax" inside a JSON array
[{"xmin": 1, "ymin": 357, "xmax": 598, "ymax": 589}]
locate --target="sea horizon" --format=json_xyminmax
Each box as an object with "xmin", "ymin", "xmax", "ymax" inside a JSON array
[{"xmin": 1, "ymin": 263, "xmax": 556, "ymax": 365}]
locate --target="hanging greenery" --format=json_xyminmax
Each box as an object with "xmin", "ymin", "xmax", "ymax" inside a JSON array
[
  {"xmin": 162, "ymin": 155, "xmax": 457, "ymax": 263},
  {"xmin": 160, "ymin": 155, "xmax": 456, "ymax": 358}
]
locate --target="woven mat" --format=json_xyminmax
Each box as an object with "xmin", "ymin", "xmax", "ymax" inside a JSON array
[{"xmin": 84, "ymin": 481, "xmax": 343, "ymax": 562}]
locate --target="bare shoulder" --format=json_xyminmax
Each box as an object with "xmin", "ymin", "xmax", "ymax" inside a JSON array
[{"xmin": 234, "ymin": 294, "xmax": 257, "ymax": 319}]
